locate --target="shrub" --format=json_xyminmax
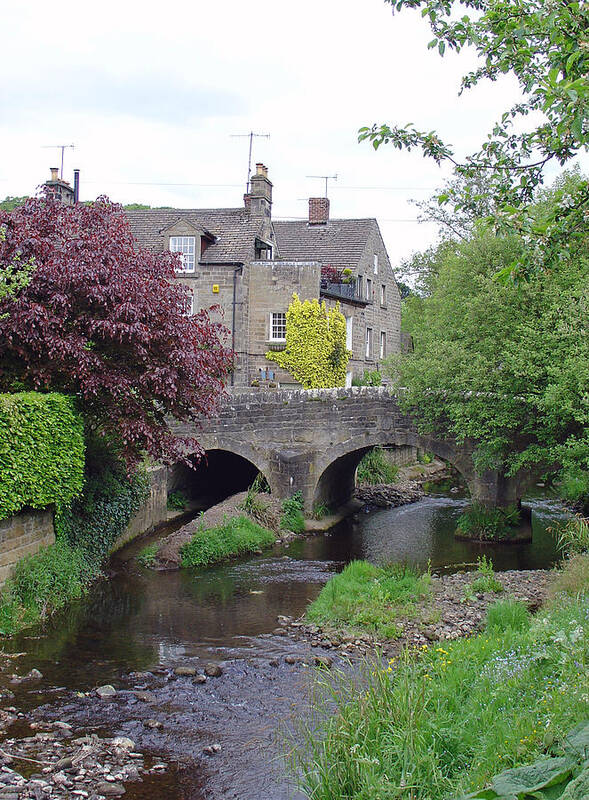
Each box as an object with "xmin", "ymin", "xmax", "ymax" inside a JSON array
[
  {"xmin": 281, "ymin": 491, "xmax": 305, "ymax": 533},
  {"xmin": 137, "ymin": 543, "xmax": 159, "ymax": 568},
  {"xmin": 556, "ymin": 515, "xmax": 589, "ymax": 555},
  {"xmin": 180, "ymin": 515, "xmax": 275, "ymax": 568},
  {"xmin": 356, "ymin": 447, "xmax": 399, "ymax": 485},
  {"xmin": 352, "ymin": 369, "xmax": 382, "ymax": 387},
  {"xmin": 266, "ymin": 294, "xmax": 350, "ymax": 388},
  {"xmin": 55, "ymin": 435, "xmax": 149, "ymax": 563},
  {"xmin": 549, "ymin": 553, "xmax": 589, "ymax": 598},
  {"xmin": 0, "ymin": 392, "xmax": 85, "ymax": 519},
  {"xmin": 167, "ymin": 490, "xmax": 188, "ymax": 511},
  {"xmin": 456, "ymin": 502, "xmax": 520, "ymax": 541}
]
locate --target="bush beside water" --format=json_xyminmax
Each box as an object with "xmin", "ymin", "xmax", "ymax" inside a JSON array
[
  {"xmin": 281, "ymin": 492, "xmax": 305, "ymax": 533},
  {"xmin": 180, "ymin": 515, "xmax": 275, "ymax": 569},
  {"xmin": 296, "ymin": 558, "xmax": 589, "ymax": 800},
  {"xmin": 0, "ymin": 436, "xmax": 148, "ymax": 635},
  {"xmin": 456, "ymin": 502, "xmax": 521, "ymax": 541},
  {"xmin": 356, "ymin": 447, "xmax": 400, "ymax": 485}
]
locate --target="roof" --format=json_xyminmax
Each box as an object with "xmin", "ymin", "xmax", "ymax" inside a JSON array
[
  {"xmin": 126, "ymin": 208, "xmax": 272, "ymax": 263},
  {"xmin": 272, "ymin": 218, "xmax": 377, "ymax": 271}
]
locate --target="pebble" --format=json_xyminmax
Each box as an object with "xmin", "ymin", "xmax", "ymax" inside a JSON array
[
  {"xmin": 203, "ymin": 744, "xmax": 222, "ymax": 755},
  {"xmin": 95, "ymin": 685, "xmax": 116, "ymax": 698},
  {"xmin": 174, "ymin": 666, "xmax": 197, "ymax": 677},
  {"xmin": 96, "ymin": 781, "xmax": 126, "ymax": 796},
  {"xmin": 193, "ymin": 674, "xmax": 207, "ymax": 685},
  {"xmin": 204, "ymin": 663, "xmax": 223, "ymax": 678},
  {"xmin": 133, "ymin": 690, "xmax": 156, "ymax": 703}
]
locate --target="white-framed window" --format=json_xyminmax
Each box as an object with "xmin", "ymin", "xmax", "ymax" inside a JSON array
[
  {"xmin": 380, "ymin": 284, "xmax": 386, "ymax": 306},
  {"xmin": 170, "ymin": 236, "xmax": 196, "ymax": 273},
  {"xmin": 380, "ymin": 331, "xmax": 386, "ymax": 359},
  {"xmin": 367, "ymin": 278, "xmax": 373, "ymax": 301},
  {"xmin": 270, "ymin": 312, "xmax": 287, "ymax": 340},
  {"xmin": 345, "ymin": 316, "xmax": 353, "ymax": 350},
  {"xmin": 365, "ymin": 326, "xmax": 373, "ymax": 359},
  {"xmin": 180, "ymin": 287, "xmax": 195, "ymax": 316},
  {"xmin": 373, "ymin": 254, "xmax": 379, "ymax": 275}
]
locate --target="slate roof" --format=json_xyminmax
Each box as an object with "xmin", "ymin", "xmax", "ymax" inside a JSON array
[
  {"xmin": 272, "ymin": 219, "xmax": 376, "ymax": 271},
  {"xmin": 125, "ymin": 208, "xmax": 272, "ymax": 264}
]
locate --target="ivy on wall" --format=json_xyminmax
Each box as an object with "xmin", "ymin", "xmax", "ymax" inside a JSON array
[
  {"xmin": 267, "ymin": 294, "xmax": 351, "ymax": 389},
  {"xmin": 0, "ymin": 392, "xmax": 85, "ymax": 520}
]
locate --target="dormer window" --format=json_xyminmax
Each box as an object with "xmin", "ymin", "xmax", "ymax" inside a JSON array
[
  {"xmin": 255, "ymin": 238, "xmax": 273, "ymax": 260},
  {"xmin": 170, "ymin": 236, "xmax": 196, "ymax": 273}
]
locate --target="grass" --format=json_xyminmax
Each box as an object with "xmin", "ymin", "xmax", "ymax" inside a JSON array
[
  {"xmin": 464, "ymin": 555, "xmax": 504, "ymax": 598},
  {"xmin": 167, "ymin": 490, "xmax": 188, "ymax": 511},
  {"xmin": 356, "ymin": 447, "xmax": 400, "ymax": 485},
  {"xmin": 136, "ymin": 543, "xmax": 158, "ymax": 568},
  {"xmin": 305, "ymin": 560, "xmax": 431, "ymax": 639},
  {"xmin": 180, "ymin": 515, "xmax": 275, "ymax": 569},
  {"xmin": 281, "ymin": 492, "xmax": 305, "ymax": 533},
  {"xmin": 312, "ymin": 503, "xmax": 330, "ymax": 520},
  {"xmin": 295, "ymin": 557, "xmax": 589, "ymax": 800},
  {"xmin": 0, "ymin": 541, "xmax": 93, "ymax": 635},
  {"xmin": 557, "ymin": 515, "xmax": 589, "ymax": 555},
  {"xmin": 456, "ymin": 502, "xmax": 521, "ymax": 541}
]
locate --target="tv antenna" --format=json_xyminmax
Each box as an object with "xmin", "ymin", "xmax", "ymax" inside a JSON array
[
  {"xmin": 41, "ymin": 144, "xmax": 75, "ymax": 178},
  {"xmin": 307, "ymin": 174, "xmax": 338, "ymax": 198},
  {"xmin": 230, "ymin": 131, "xmax": 270, "ymax": 193}
]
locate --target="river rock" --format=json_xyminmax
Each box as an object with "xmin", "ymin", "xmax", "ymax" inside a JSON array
[
  {"xmin": 314, "ymin": 656, "xmax": 333, "ymax": 669},
  {"xmin": 111, "ymin": 737, "xmax": 135, "ymax": 751},
  {"xmin": 204, "ymin": 663, "xmax": 223, "ymax": 678},
  {"xmin": 96, "ymin": 685, "xmax": 116, "ymax": 698},
  {"xmin": 203, "ymin": 743, "xmax": 221, "ymax": 755},
  {"xmin": 143, "ymin": 719, "xmax": 163, "ymax": 729},
  {"xmin": 96, "ymin": 781, "xmax": 126, "ymax": 796},
  {"xmin": 24, "ymin": 668, "xmax": 43, "ymax": 681},
  {"xmin": 174, "ymin": 666, "xmax": 197, "ymax": 677}
]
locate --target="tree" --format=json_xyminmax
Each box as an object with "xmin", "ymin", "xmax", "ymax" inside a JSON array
[
  {"xmin": 0, "ymin": 196, "xmax": 28, "ymax": 212},
  {"xmin": 386, "ymin": 176, "xmax": 588, "ymax": 484},
  {"xmin": 0, "ymin": 196, "xmax": 233, "ymax": 466},
  {"xmin": 360, "ymin": 0, "xmax": 589, "ymax": 279}
]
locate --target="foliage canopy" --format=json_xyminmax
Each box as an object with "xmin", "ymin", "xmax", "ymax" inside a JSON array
[{"xmin": 0, "ymin": 196, "xmax": 233, "ymax": 466}]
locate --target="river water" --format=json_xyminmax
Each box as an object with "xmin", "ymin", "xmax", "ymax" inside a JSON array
[{"xmin": 1, "ymin": 483, "xmax": 568, "ymax": 799}]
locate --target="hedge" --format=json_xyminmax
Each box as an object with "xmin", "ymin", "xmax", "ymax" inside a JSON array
[
  {"xmin": 266, "ymin": 294, "xmax": 350, "ymax": 388},
  {"xmin": 0, "ymin": 392, "xmax": 85, "ymax": 520}
]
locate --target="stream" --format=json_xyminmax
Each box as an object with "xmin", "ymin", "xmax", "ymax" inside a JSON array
[{"xmin": 0, "ymin": 482, "xmax": 569, "ymax": 799}]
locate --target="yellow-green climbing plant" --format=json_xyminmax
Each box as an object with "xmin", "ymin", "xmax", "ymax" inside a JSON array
[{"xmin": 266, "ymin": 294, "xmax": 351, "ymax": 388}]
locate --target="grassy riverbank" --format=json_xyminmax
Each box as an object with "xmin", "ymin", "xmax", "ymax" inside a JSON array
[
  {"xmin": 297, "ymin": 555, "xmax": 589, "ymax": 800},
  {"xmin": 180, "ymin": 515, "xmax": 275, "ymax": 568},
  {"xmin": 306, "ymin": 561, "xmax": 431, "ymax": 639}
]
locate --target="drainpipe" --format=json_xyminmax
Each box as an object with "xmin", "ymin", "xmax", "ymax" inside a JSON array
[
  {"xmin": 199, "ymin": 261, "xmax": 244, "ymax": 386},
  {"xmin": 73, "ymin": 169, "xmax": 80, "ymax": 204}
]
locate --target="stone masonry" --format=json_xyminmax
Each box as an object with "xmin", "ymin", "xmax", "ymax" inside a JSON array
[{"xmin": 0, "ymin": 508, "xmax": 54, "ymax": 586}]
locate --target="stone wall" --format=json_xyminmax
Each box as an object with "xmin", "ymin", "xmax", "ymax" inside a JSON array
[
  {"xmin": 111, "ymin": 465, "xmax": 169, "ymax": 552},
  {"xmin": 0, "ymin": 508, "xmax": 54, "ymax": 586}
]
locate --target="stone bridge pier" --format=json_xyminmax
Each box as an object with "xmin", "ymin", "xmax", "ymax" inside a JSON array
[{"xmin": 172, "ymin": 388, "xmax": 533, "ymax": 513}]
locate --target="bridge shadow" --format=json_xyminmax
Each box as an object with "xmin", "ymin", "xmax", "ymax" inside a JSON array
[{"xmin": 169, "ymin": 449, "xmax": 264, "ymax": 509}]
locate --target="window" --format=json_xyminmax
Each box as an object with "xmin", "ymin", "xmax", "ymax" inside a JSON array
[
  {"xmin": 358, "ymin": 274, "xmax": 364, "ymax": 299},
  {"xmin": 367, "ymin": 278, "xmax": 373, "ymax": 301},
  {"xmin": 380, "ymin": 331, "xmax": 386, "ymax": 359},
  {"xmin": 373, "ymin": 254, "xmax": 378, "ymax": 275},
  {"xmin": 270, "ymin": 312, "xmax": 287, "ymax": 340},
  {"xmin": 170, "ymin": 236, "xmax": 195, "ymax": 273},
  {"xmin": 255, "ymin": 239, "xmax": 273, "ymax": 260},
  {"xmin": 380, "ymin": 284, "xmax": 386, "ymax": 306},
  {"xmin": 365, "ymin": 326, "xmax": 373, "ymax": 359}
]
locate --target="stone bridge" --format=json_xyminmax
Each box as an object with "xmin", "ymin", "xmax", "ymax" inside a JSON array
[{"xmin": 171, "ymin": 387, "xmax": 531, "ymax": 512}]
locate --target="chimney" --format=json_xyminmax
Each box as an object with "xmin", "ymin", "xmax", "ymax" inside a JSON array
[
  {"xmin": 73, "ymin": 169, "xmax": 80, "ymax": 204},
  {"xmin": 245, "ymin": 163, "xmax": 272, "ymax": 217},
  {"xmin": 309, "ymin": 197, "xmax": 330, "ymax": 225},
  {"xmin": 50, "ymin": 167, "xmax": 59, "ymax": 181}
]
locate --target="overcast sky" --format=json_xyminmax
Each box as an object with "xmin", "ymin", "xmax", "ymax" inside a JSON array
[{"xmin": 1, "ymin": 0, "xmax": 580, "ymax": 270}]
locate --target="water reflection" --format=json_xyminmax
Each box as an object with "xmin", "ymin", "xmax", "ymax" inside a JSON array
[{"xmin": 4, "ymin": 491, "xmax": 566, "ymax": 692}]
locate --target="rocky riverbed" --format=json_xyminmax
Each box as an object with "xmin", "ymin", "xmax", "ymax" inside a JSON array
[{"xmin": 0, "ymin": 566, "xmax": 555, "ymax": 800}]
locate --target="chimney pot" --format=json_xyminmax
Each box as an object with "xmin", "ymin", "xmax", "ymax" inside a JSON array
[
  {"xmin": 50, "ymin": 167, "xmax": 59, "ymax": 181},
  {"xmin": 309, "ymin": 197, "xmax": 330, "ymax": 225}
]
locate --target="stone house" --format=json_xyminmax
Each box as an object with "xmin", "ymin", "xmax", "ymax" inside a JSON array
[{"xmin": 126, "ymin": 164, "xmax": 401, "ymax": 388}]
